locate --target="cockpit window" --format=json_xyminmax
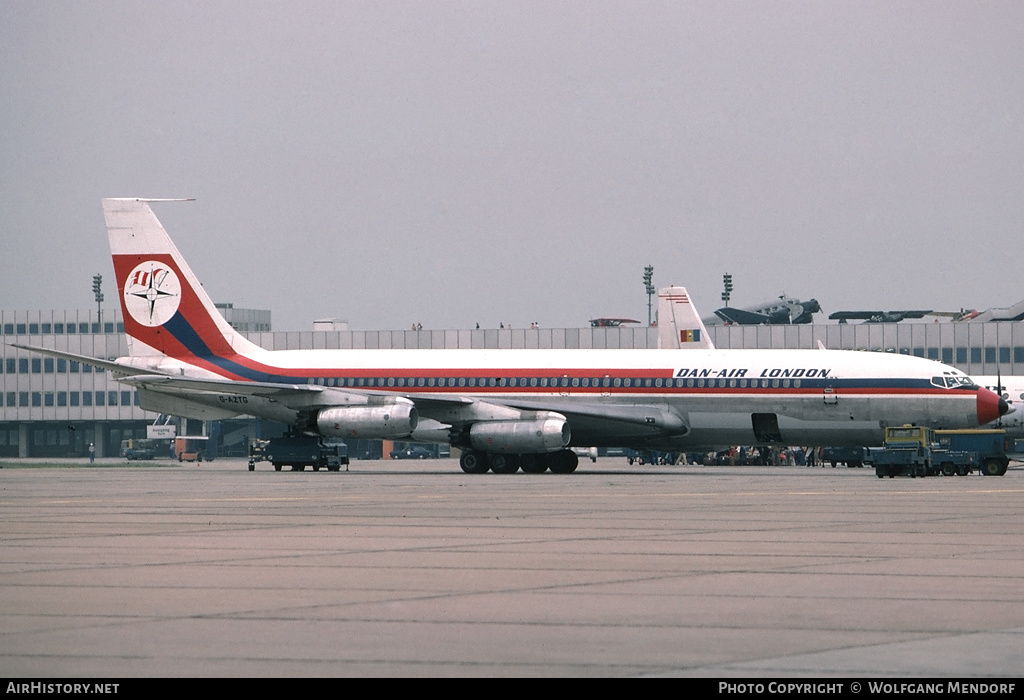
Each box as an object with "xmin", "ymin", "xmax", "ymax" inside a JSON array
[{"xmin": 931, "ymin": 375, "xmax": 977, "ymax": 389}]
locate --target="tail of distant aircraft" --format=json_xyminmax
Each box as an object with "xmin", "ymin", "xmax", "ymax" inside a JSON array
[
  {"xmin": 104, "ymin": 198, "xmax": 266, "ymax": 368},
  {"xmin": 656, "ymin": 286, "xmax": 714, "ymax": 350}
]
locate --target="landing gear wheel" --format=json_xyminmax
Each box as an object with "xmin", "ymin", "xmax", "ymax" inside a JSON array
[
  {"xmin": 273, "ymin": 462, "xmax": 282, "ymax": 472},
  {"xmin": 548, "ymin": 449, "xmax": 579, "ymax": 474},
  {"xmin": 489, "ymin": 454, "xmax": 519, "ymax": 474},
  {"xmin": 520, "ymin": 455, "xmax": 548, "ymax": 474},
  {"xmin": 460, "ymin": 450, "xmax": 489, "ymax": 474},
  {"xmin": 248, "ymin": 461, "xmax": 255, "ymax": 471}
]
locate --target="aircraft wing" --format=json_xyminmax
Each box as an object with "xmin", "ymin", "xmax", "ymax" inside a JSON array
[
  {"xmin": 121, "ymin": 372, "xmax": 688, "ymax": 445},
  {"xmin": 714, "ymin": 307, "xmax": 770, "ymax": 325},
  {"xmin": 829, "ymin": 310, "xmax": 932, "ymax": 323},
  {"xmin": 121, "ymin": 373, "xmax": 325, "ymax": 398},
  {"xmin": 828, "ymin": 311, "xmax": 880, "ymax": 321}
]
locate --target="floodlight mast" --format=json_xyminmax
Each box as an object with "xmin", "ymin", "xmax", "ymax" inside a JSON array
[{"xmin": 643, "ymin": 265, "xmax": 654, "ymax": 325}]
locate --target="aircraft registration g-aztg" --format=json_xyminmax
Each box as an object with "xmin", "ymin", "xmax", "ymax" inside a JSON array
[{"xmin": 15, "ymin": 199, "xmax": 1008, "ymax": 474}]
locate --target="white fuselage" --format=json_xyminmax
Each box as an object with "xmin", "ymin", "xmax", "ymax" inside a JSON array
[{"xmin": 124, "ymin": 346, "xmax": 992, "ymax": 449}]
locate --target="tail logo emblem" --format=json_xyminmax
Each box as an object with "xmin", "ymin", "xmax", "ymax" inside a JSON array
[{"xmin": 124, "ymin": 261, "xmax": 181, "ymax": 327}]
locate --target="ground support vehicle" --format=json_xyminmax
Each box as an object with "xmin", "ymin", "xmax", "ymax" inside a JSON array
[
  {"xmin": 822, "ymin": 446, "xmax": 868, "ymax": 468},
  {"xmin": 121, "ymin": 438, "xmax": 157, "ymax": 461},
  {"xmin": 868, "ymin": 426, "xmax": 1008, "ymax": 478},
  {"xmin": 934, "ymin": 429, "xmax": 1009, "ymax": 476},
  {"xmin": 868, "ymin": 426, "xmax": 938, "ymax": 478},
  {"xmin": 389, "ymin": 445, "xmax": 434, "ymax": 459},
  {"xmin": 249, "ymin": 436, "xmax": 349, "ymax": 472},
  {"xmin": 174, "ymin": 436, "xmax": 210, "ymax": 463}
]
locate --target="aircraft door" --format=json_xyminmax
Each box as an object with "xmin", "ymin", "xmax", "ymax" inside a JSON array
[{"xmin": 751, "ymin": 413, "xmax": 783, "ymax": 443}]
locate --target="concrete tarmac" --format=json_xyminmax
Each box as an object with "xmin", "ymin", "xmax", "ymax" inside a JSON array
[{"xmin": 1, "ymin": 458, "xmax": 1023, "ymax": 677}]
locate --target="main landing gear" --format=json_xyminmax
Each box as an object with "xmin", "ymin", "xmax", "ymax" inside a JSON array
[{"xmin": 459, "ymin": 449, "xmax": 579, "ymax": 474}]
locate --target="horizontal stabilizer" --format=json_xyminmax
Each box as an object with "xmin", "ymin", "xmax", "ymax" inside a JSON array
[{"xmin": 7, "ymin": 343, "xmax": 162, "ymax": 377}]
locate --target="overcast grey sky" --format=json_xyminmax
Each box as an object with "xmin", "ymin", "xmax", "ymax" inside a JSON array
[{"xmin": 2, "ymin": 1, "xmax": 1022, "ymax": 331}]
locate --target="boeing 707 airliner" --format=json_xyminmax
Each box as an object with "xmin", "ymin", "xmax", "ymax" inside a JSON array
[{"xmin": 13, "ymin": 199, "xmax": 1008, "ymax": 473}]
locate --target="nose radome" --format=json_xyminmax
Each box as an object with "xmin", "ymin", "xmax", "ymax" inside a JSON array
[{"xmin": 976, "ymin": 387, "xmax": 1009, "ymax": 425}]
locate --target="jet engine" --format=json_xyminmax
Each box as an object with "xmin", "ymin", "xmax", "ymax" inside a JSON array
[
  {"xmin": 317, "ymin": 401, "xmax": 418, "ymax": 439},
  {"xmin": 469, "ymin": 415, "xmax": 571, "ymax": 454}
]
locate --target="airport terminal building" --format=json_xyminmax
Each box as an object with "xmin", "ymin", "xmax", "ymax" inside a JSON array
[{"xmin": 4, "ymin": 306, "xmax": 1024, "ymax": 458}]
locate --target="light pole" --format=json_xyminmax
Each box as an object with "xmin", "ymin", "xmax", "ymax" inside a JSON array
[
  {"xmin": 643, "ymin": 265, "xmax": 654, "ymax": 325},
  {"xmin": 92, "ymin": 274, "xmax": 104, "ymax": 325}
]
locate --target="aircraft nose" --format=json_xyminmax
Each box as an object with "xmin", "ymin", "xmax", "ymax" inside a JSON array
[{"xmin": 976, "ymin": 387, "xmax": 1009, "ymax": 425}]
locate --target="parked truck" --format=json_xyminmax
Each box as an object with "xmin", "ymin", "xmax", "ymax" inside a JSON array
[
  {"xmin": 822, "ymin": 446, "xmax": 869, "ymax": 468},
  {"xmin": 867, "ymin": 426, "xmax": 1009, "ymax": 478},
  {"xmin": 249, "ymin": 436, "xmax": 349, "ymax": 472},
  {"xmin": 934, "ymin": 429, "xmax": 1009, "ymax": 476},
  {"xmin": 174, "ymin": 436, "xmax": 210, "ymax": 463},
  {"xmin": 120, "ymin": 438, "xmax": 157, "ymax": 461}
]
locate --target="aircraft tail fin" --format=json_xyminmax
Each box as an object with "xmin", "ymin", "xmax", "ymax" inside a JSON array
[
  {"xmin": 103, "ymin": 198, "xmax": 264, "ymax": 363},
  {"xmin": 657, "ymin": 286, "xmax": 715, "ymax": 350}
]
